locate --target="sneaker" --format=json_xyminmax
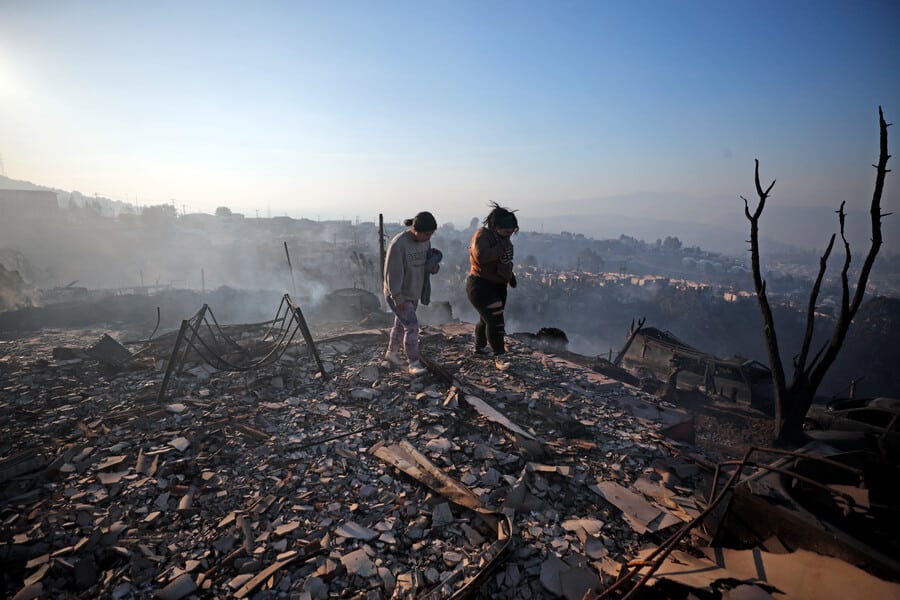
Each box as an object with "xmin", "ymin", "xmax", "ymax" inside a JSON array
[
  {"xmin": 473, "ymin": 347, "xmax": 492, "ymax": 358},
  {"xmin": 408, "ymin": 361, "xmax": 428, "ymax": 376},
  {"xmin": 494, "ymin": 356, "xmax": 510, "ymax": 371},
  {"xmin": 384, "ymin": 351, "xmax": 404, "ymax": 366}
]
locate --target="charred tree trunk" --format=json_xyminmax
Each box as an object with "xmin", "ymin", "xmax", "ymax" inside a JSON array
[{"xmin": 743, "ymin": 107, "xmax": 892, "ymax": 444}]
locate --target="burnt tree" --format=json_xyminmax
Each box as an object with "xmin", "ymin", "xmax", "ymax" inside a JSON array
[{"xmin": 743, "ymin": 107, "xmax": 892, "ymax": 443}]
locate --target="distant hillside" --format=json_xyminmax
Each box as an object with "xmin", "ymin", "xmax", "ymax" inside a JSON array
[
  {"xmin": 0, "ymin": 174, "xmax": 55, "ymax": 193},
  {"xmin": 533, "ymin": 192, "xmax": 900, "ymax": 256},
  {"xmin": 518, "ymin": 212, "xmax": 783, "ymax": 257},
  {"xmin": 3, "ymin": 174, "xmax": 896, "ymax": 256},
  {"xmin": 0, "ymin": 175, "xmax": 134, "ymax": 215}
]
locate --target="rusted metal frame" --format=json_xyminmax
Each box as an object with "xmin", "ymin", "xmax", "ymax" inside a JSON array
[
  {"xmin": 175, "ymin": 304, "xmax": 208, "ymax": 373},
  {"xmin": 746, "ymin": 446, "xmax": 864, "ymax": 477},
  {"xmin": 208, "ymin": 310, "xmax": 295, "ymax": 367},
  {"xmin": 203, "ymin": 297, "xmax": 296, "ymax": 364},
  {"xmin": 177, "ymin": 315, "xmax": 242, "ymax": 371},
  {"xmin": 180, "ymin": 331, "xmax": 250, "ymax": 371},
  {"xmin": 597, "ymin": 445, "xmax": 866, "ymax": 600},
  {"xmin": 284, "ymin": 293, "xmax": 326, "ymax": 377},
  {"xmin": 593, "ymin": 448, "xmax": 755, "ymax": 600},
  {"xmin": 203, "ymin": 303, "xmax": 291, "ymax": 358},
  {"xmin": 172, "ymin": 295, "xmax": 300, "ymax": 371},
  {"xmin": 159, "ymin": 301, "xmax": 300, "ymax": 401},
  {"xmin": 260, "ymin": 294, "xmax": 291, "ymax": 342},
  {"xmin": 157, "ymin": 319, "xmax": 191, "ymax": 402},
  {"xmin": 723, "ymin": 467, "xmax": 900, "ymax": 582},
  {"xmin": 711, "ymin": 460, "xmax": 863, "ymax": 511},
  {"xmin": 203, "ymin": 305, "xmax": 250, "ymax": 354},
  {"xmin": 708, "ymin": 446, "xmax": 864, "ymax": 511},
  {"xmin": 127, "ymin": 307, "xmax": 163, "ymax": 359},
  {"xmin": 251, "ymin": 310, "xmax": 297, "ymax": 356},
  {"xmin": 181, "ymin": 318, "xmax": 301, "ymax": 372},
  {"xmin": 149, "ymin": 305, "xmax": 161, "ymax": 341},
  {"xmin": 199, "ymin": 310, "xmax": 227, "ymax": 354}
]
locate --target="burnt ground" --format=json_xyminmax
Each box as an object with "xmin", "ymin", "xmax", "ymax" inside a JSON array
[
  {"xmin": 679, "ymin": 394, "xmax": 776, "ymax": 462},
  {"xmin": 2, "ymin": 313, "xmax": 893, "ymax": 599}
]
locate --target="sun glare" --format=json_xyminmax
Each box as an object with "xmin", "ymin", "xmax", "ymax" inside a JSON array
[{"xmin": 0, "ymin": 47, "xmax": 19, "ymax": 97}]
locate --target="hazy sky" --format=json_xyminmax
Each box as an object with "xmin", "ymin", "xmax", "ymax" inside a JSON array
[{"xmin": 1, "ymin": 0, "xmax": 898, "ymax": 226}]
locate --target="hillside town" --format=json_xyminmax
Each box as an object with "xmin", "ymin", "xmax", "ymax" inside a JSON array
[
  {"xmin": 2, "ymin": 187, "xmax": 898, "ymax": 399},
  {"xmin": 1, "ymin": 187, "xmax": 899, "ymax": 599}
]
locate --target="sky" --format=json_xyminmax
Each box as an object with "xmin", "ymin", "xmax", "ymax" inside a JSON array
[{"xmin": 1, "ymin": 0, "xmax": 898, "ymax": 229}]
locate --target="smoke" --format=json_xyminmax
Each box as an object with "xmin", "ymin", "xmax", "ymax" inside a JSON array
[{"xmin": 1, "ymin": 197, "xmax": 897, "ymax": 399}]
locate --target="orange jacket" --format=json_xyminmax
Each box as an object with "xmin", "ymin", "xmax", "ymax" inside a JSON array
[{"xmin": 468, "ymin": 227, "xmax": 514, "ymax": 285}]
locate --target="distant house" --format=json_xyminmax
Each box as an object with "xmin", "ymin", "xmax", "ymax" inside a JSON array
[
  {"xmin": 631, "ymin": 275, "xmax": 668, "ymax": 290},
  {"xmin": 723, "ymin": 290, "xmax": 755, "ymax": 303},
  {"xmin": 0, "ymin": 189, "xmax": 59, "ymax": 221}
]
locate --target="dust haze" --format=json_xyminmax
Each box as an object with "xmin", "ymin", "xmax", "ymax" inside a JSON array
[{"xmin": 1, "ymin": 180, "xmax": 899, "ymax": 399}]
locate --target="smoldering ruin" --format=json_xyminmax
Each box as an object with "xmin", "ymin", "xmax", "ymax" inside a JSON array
[{"xmin": 2, "ymin": 186, "xmax": 900, "ymax": 599}]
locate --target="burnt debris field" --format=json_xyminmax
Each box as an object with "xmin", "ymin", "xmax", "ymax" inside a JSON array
[{"xmin": 1, "ymin": 288, "xmax": 899, "ymax": 599}]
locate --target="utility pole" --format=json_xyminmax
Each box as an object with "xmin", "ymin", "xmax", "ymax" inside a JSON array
[
  {"xmin": 378, "ymin": 214, "xmax": 386, "ymax": 308},
  {"xmin": 284, "ymin": 242, "xmax": 298, "ymax": 297}
]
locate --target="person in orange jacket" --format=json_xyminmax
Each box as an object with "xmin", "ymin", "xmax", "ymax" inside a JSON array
[{"xmin": 466, "ymin": 202, "xmax": 518, "ymax": 371}]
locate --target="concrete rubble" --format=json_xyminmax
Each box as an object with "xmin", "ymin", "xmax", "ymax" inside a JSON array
[{"xmin": 1, "ymin": 318, "xmax": 897, "ymax": 599}]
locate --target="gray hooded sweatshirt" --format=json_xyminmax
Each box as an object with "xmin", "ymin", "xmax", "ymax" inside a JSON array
[{"xmin": 383, "ymin": 231, "xmax": 431, "ymax": 305}]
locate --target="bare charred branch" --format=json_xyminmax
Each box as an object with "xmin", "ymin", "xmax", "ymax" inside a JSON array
[
  {"xmin": 795, "ymin": 233, "xmax": 835, "ymax": 374},
  {"xmin": 838, "ymin": 202, "xmax": 852, "ymax": 330},
  {"xmin": 748, "ymin": 108, "xmax": 890, "ymax": 442},
  {"xmin": 809, "ymin": 341, "xmax": 829, "ymax": 373},
  {"xmin": 808, "ymin": 108, "xmax": 890, "ymax": 390},
  {"xmin": 744, "ymin": 159, "xmax": 787, "ymax": 429}
]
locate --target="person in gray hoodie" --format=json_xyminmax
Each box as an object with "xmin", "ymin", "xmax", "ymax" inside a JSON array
[{"xmin": 383, "ymin": 211, "xmax": 441, "ymax": 375}]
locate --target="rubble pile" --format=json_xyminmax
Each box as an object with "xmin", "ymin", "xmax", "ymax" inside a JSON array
[{"xmin": 3, "ymin": 319, "xmax": 894, "ymax": 598}]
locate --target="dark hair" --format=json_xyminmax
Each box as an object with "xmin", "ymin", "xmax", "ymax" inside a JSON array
[
  {"xmin": 404, "ymin": 211, "xmax": 437, "ymax": 232},
  {"xmin": 483, "ymin": 202, "xmax": 518, "ymax": 232}
]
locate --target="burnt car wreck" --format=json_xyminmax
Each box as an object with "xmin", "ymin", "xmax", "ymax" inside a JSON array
[{"xmin": 1, "ymin": 296, "xmax": 899, "ymax": 599}]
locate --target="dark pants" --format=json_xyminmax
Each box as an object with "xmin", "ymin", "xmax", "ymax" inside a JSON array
[{"xmin": 466, "ymin": 275, "xmax": 508, "ymax": 355}]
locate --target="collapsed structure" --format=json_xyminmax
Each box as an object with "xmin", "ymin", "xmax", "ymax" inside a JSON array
[
  {"xmin": 1, "ymin": 296, "xmax": 898, "ymax": 599},
  {"xmin": 616, "ymin": 324, "xmax": 773, "ymax": 412}
]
